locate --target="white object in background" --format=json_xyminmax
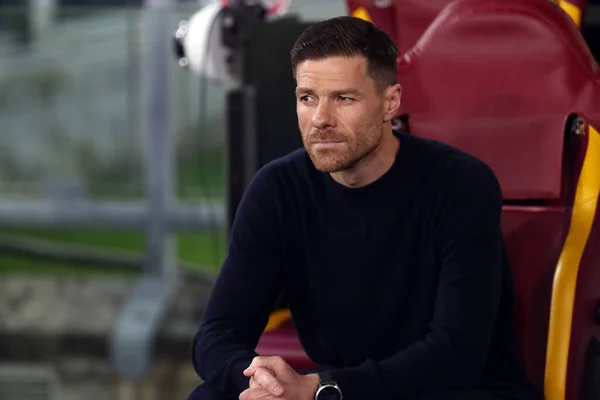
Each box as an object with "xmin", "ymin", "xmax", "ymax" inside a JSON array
[{"xmin": 176, "ymin": 2, "xmax": 232, "ymax": 81}]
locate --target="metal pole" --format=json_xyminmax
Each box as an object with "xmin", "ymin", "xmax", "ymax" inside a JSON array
[
  {"xmin": 111, "ymin": 0, "xmax": 179, "ymax": 380},
  {"xmin": 143, "ymin": 0, "xmax": 176, "ymax": 277}
]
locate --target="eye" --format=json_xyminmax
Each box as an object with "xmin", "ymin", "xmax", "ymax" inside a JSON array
[
  {"xmin": 300, "ymin": 95, "xmax": 315, "ymax": 104},
  {"xmin": 338, "ymin": 96, "xmax": 355, "ymax": 102}
]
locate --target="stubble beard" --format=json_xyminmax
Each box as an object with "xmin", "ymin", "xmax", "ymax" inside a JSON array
[{"xmin": 303, "ymin": 124, "xmax": 382, "ymax": 173}]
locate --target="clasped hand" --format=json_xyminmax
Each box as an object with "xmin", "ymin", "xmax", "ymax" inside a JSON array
[{"xmin": 239, "ymin": 356, "xmax": 319, "ymax": 400}]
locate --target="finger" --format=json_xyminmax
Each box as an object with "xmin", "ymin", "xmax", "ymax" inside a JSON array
[
  {"xmin": 238, "ymin": 386, "xmax": 274, "ymax": 400},
  {"xmin": 254, "ymin": 367, "xmax": 284, "ymax": 396},
  {"xmin": 243, "ymin": 357, "xmax": 264, "ymax": 376},
  {"xmin": 244, "ymin": 356, "xmax": 285, "ymax": 376},
  {"xmin": 249, "ymin": 374, "xmax": 267, "ymax": 390}
]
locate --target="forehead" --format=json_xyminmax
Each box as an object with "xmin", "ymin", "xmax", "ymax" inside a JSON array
[{"xmin": 295, "ymin": 56, "xmax": 374, "ymax": 90}]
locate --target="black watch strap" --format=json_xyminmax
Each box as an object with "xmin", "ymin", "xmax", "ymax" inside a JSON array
[{"xmin": 318, "ymin": 371, "xmax": 336, "ymax": 386}]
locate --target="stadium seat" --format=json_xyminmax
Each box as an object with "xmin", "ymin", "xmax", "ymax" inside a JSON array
[
  {"xmin": 396, "ymin": 0, "xmax": 600, "ymax": 399},
  {"xmin": 386, "ymin": 0, "xmax": 589, "ymax": 54},
  {"xmin": 391, "ymin": 0, "xmax": 455, "ymax": 53},
  {"xmin": 345, "ymin": 0, "xmax": 450, "ymax": 54},
  {"xmin": 345, "ymin": 0, "xmax": 585, "ymax": 55},
  {"xmin": 255, "ymin": 309, "xmax": 317, "ymax": 371}
]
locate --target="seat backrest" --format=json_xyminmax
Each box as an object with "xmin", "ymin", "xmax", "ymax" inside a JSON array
[
  {"xmin": 392, "ymin": 0, "xmax": 455, "ymax": 54},
  {"xmin": 345, "ymin": 0, "xmax": 453, "ymax": 54},
  {"xmin": 396, "ymin": 0, "xmax": 600, "ymax": 398},
  {"xmin": 345, "ymin": 0, "xmax": 587, "ymax": 55},
  {"xmin": 397, "ymin": 0, "xmax": 599, "ymax": 200}
]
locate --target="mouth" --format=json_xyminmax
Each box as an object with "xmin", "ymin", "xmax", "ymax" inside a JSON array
[{"xmin": 311, "ymin": 141, "xmax": 344, "ymax": 149}]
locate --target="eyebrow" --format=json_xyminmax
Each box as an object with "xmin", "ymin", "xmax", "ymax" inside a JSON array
[
  {"xmin": 295, "ymin": 87, "xmax": 362, "ymax": 97},
  {"xmin": 295, "ymin": 87, "xmax": 314, "ymax": 96}
]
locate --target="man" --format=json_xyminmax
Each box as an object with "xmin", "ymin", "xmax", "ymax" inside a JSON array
[{"xmin": 187, "ymin": 16, "xmax": 541, "ymax": 400}]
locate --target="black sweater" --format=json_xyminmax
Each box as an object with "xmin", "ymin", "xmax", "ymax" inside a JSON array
[{"xmin": 192, "ymin": 132, "xmax": 540, "ymax": 400}]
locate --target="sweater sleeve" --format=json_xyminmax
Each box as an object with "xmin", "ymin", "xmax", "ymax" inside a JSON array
[
  {"xmin": 329, "ymin": 163, "xmax": 504, "ymax": 399},
  {"xmin": 191, "ymin": 163, "xmax": 286, "ymax": 398}
]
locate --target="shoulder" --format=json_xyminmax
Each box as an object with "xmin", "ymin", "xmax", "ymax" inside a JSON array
[
  {"xmin": 405, "ymin": 133, "xmax": 502, "ymax": 201},
  {"xmin": 232, "ymin": 149, "xmax": 309, "ymax": 226},
  {"xmin": 239, "ymin": 147, "xmax": 315, "ymax": 213},
  {"xmin": 249, "ymin": 147, "xmax": 315, "ymax": 191},
  {"xmin": 233, "ymin": 148, "xmax": 314, "ymax": 232}
]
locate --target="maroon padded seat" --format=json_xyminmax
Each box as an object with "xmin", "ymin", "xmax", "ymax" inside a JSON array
[
  {"xmin": 396, "ymin": 0, "xmax": 600, "ymax": 399},
  {"xmin": 255, "ymin": 317, "xmax": 317, "ymax": 371},
  {"xmin": 397, "ymin": 0, "xmax": 600, "ymax": 200},
  {"xmin": 388, "ymin": 0, "xmax": 587, "ymax": 55},
  {"xmin": 392, "ymin": 0, "xmax": 455, "ymax": 54}
]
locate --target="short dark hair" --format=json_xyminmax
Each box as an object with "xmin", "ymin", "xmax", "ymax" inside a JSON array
[{"xmin": 290, "ymin": 16, "xmax": 398, "ymax": 91}]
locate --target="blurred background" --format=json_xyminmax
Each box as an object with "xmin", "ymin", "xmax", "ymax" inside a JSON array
[{"xmin": 2, "ymin": 0, "xmax": 600, "ymax": 399}]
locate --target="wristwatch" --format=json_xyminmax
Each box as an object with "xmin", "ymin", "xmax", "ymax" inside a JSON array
[{"xmin": 315, "ymin": 371, "xmax": 343, "ymax": 400}]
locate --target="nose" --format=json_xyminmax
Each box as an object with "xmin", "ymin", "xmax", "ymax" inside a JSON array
[{"xmin": 311, "ymin": 102, "xmax": 334, "ymax": 130}]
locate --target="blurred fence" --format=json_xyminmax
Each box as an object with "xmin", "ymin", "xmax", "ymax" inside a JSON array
[
  {"xmin": 0, "ymin": 1, "xmax": 230, "ymax": 381},
  {"xmin": 0, "ymin": 3, "xmax": 228, "ymax": 271}
]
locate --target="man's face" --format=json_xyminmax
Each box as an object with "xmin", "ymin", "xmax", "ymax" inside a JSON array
[{"xmin": 295, "ymin": 55, "xmax": 387, "ymax": 173}]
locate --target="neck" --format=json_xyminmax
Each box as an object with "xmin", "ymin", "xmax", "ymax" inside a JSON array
[{"xmin": 330, "ymin": 127, "xmax": 400, "ymax": 188}]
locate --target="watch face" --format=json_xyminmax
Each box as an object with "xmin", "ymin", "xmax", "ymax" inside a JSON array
[{"xmin": 317, "ymin": 385, "xmax": 342, "ymax": 400}]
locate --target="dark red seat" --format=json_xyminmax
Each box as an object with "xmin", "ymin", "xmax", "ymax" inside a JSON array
[
  {"xmin": 256, "ymin": 313, "xmax": 317, "ymax": 371},
  {"xmin": 391, "ymin": 0, "xmax": 456, "ymax": 54},
  {"xmin": 389, "ymin": 0, "xmax": 588, "ymax": 53},
  {"xmin": 397, "ymin": 0, "xmax": 600, "ymax": 399},
  {"xmin": 345, "ymin": 0, "xmax": 451, "ymax": 54},
  {"xmin": 344, "ymin": 0, "xmax": 586, "ymax": 55}
]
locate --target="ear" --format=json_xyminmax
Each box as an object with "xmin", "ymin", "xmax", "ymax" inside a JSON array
[{"xmin": 383, "ymin": 84, "xmax": 402, "ymax": 123}]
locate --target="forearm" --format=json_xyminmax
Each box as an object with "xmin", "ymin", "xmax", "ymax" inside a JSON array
[
  {"xmin": 192, "ymin": 299, "xmax": 262, "ymax": 397},
  {"xmin": 191, "ymin": 258, "xmax": 283, "ymax": 396},
  {"xmin": 192, "ymin": 327, "xmax": 258, "ymax": 395},
  {"xmin": 329, "ymin": 291, "xmax": 500, "ymax": 399},
  {"xmin": 192, "ymin": 162, "xmax": 287, "ymax": 396},
  {"xmin": 329, "ymin": 322, "xmax": 496, "ymax": 399}
]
